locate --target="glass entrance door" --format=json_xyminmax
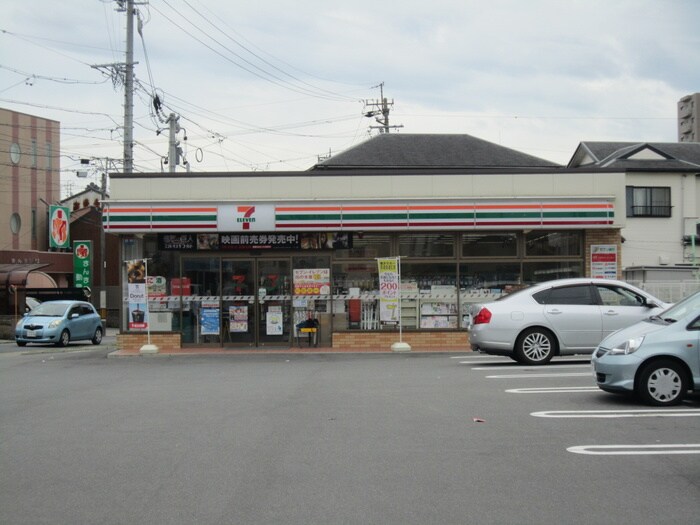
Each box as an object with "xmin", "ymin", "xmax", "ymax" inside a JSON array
[
  {"xmin": 222, "ymin": 260, "xmax": 256, "ymax": 346},
  {"xmin": 256, "ymin": 259, "xmax": 291, "ymax": 346},
  {"xmin": 220, "ymin": 258, "xmax": 291, "ymax": 347}
]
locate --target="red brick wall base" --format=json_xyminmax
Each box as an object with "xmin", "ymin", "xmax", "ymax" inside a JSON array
[
  {"xmin": 332, "ymin": 331, "xmax": 469, "ymax": 350},
  {"xmin": 117, "ymin": 333, "xmax": 182, "ymax": 351}
]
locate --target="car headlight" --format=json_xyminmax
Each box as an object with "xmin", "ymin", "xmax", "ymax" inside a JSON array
[
  {"xmin": 16, "ymin": 319, "xmax": 24, "ymax": 329},
  {"xmin": 48, "ymin": 320, "xmax": 62, "ymax": 328},
  {"xmin": 609, "ymin": 336, "xmax": 645, "ymax": 355}
]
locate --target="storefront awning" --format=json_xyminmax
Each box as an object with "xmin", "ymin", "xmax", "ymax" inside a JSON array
[{"xmin": 0, "ymin": 264, "xmax": 50, "ymax": 288}]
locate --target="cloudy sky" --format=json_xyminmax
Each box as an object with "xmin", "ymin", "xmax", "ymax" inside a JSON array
[{"xmin": 2, "ymin": 0, "xmax": 699, "ymax": 196}]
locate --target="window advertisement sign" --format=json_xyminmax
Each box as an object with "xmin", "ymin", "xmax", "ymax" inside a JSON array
[
  {"xmin": 378, "ymin": 257, "xmax": 400, "ymax": 323},
  {"xmin": 73, "ymin": 240, "xmax": 92, "ymax": 289},
  {"xmin": 591, "ymin": 245, "xmax": 618, "ymax": 279},
  {"xmin": 293, "ymin": 269, "xmax": 331, "ymax": 295},
  {"xmin": 171, "ymin": 277, "xmax": 191, "ymax": 296},
  {"xmin": 266, "ymin": 306, "xmax": 284, "ymax": 335},
  {"xmin": 147, "ymin": 276, "xmax": 167, "ymax": 297},
  {"xmin": 200, "ymin": 300, "xmax": 220, "ymax": 335},
  {"xmin": 49, "ymin": 205, "xmax": 70, "ymax": 249},
  {"xmin": 126, "ymin": 259, "xmax": 148, "ymax": 330},
  {"xmin": 229, "ymin": 305, "xmax": 248, "ymax": 333}
]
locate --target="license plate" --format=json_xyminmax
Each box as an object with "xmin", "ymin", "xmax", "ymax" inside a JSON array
[{"xmin": 26, "ymin": 330, "xmax": 38, "ymax": 338}]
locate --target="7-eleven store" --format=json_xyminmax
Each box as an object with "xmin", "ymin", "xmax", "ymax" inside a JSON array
[{"xmin": 104, "ymin": 168, "xmax": 624, "ymax": 351}]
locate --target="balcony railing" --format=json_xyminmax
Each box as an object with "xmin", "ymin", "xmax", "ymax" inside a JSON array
[{"xmin": 628, "ymin": 205, "xmax": 672, "ymax": 217}]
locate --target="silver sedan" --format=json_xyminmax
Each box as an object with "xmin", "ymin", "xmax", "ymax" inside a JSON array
[{"xmin": 469, "ymin": 278, "xmax": 669, "ymax": 365}]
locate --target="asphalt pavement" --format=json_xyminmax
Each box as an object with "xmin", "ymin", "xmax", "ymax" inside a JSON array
[{"xmin": 1, "ymin": 349, "xmax": 698, "ymax": 525}]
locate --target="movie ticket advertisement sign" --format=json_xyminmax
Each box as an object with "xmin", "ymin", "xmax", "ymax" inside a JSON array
[{"xmin": 378, "ymin": 257, "xmax": 399, "ymax": 323}]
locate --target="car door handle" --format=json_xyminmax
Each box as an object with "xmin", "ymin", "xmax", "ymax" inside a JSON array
[
  {"xmin": 603, "ymin": 310, "xmax": 619, "ymax": 316},
  {"xmin": 546, "ymin": 309, "xmax": 563, "ymax": 315}
]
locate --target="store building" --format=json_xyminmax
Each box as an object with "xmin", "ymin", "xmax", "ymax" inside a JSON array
[{"xmin": 105, "ymin": 134, "xmax": 624, "ymax": 350}]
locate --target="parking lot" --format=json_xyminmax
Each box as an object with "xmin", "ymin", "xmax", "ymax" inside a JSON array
[{"xmin": 1, "ymin": 347, "xmax": 698, "ymax": 524}]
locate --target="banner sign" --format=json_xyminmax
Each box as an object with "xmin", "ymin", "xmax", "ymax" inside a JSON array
[
  {"xmin": 73, "ymin": 240, "xmax": 92, "ymax": 289},
  {"xmin": 49, "ymin": 205, "xmax": 70, "ymax": 249},
  {"xmin": 378, "ymin": 257, "xmax": 400, "ymax": 323},
  {"xmin": 127, "ymin": 259, "xmax": 148, "ymax": 329}
]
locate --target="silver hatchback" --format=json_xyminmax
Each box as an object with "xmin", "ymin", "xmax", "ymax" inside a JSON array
[
  {"xmin": 592, "ymin": 290, "xmax": 700, "ymax": 406},
  {"xmin": 469, "ymin": 278, "xmax": 669, "ymax": 365}
]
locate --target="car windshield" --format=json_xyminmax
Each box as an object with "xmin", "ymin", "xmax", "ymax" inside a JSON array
[
  {"xmin": 30, "ymin": 303, "xmax": 69, "ymax": 317},
  {"xmin": 655, "ymin": 291, "xmax": 700, "ymax": 322}
]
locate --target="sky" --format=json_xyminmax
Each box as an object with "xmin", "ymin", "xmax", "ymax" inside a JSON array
[{"xmin": 2, "ymin": 0, "xmax": 699, "ymax": 198}]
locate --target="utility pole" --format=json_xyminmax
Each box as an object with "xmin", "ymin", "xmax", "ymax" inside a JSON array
[
  {"xmin": 123, "ymin": 0, "xmax": 135, "ymax": 174},
  {"xmin": 364, "ymin": 82, "xmax": 403, "ymax": 134},
  {"xmin": 91, "ymin": 1, "xmax": 140, "ymax": 174},
  {"xmin": 167, "ymin": 113, "xmax": 180, "ymax": 172}
]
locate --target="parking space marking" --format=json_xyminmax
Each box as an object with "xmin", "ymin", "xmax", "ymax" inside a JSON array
[
  {"xmin": 568, "ymin": 444, "xmax": 700, "ymax": 455},
  {"xmin": 460, "ymin": 360, "xmax": 518, "ymax": 366},
  {"xmin": 486, "ymin": 372, "xmax": 591, "ymax": 379},
  {"xmin": 474, "ymin": 364, "xmax": 590, "ymax": 371},
  {"xmin": 506, "ymin": 386, "xmax": 599, "ymax": 394},
  {"xmin": 532, "ymin": 409, "xmax": 700, "ymax": 418}
]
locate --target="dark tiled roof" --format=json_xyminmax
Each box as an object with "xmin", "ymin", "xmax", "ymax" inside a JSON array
[
  {"xmin": 313, "ymin": 133, "xmax": 561, "ymax": 169},
  {"xmin": 568, "ymin": 141, "xmax": 700, "ymax": 170}
]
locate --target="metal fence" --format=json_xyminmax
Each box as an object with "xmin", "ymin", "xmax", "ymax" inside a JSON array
[{"xmin": 626, "ymin": 280, "xmax": 700, "ymax": 303}]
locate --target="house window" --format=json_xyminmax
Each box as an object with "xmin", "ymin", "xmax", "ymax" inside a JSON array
[{"xmin": 626, "ymin": 186, "xmax": 671, "ymax": 217}]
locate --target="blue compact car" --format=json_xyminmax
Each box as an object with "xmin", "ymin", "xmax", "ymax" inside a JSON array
[
  {"xmin": 15, "ymin": 300, "xmax": 103, "ymax": 347},
  {"xmin": 592, "ymin": 290, "xmax": 700, "ymax": 406}
]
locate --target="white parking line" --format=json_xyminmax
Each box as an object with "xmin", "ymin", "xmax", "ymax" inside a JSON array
[
  {"xmin": 568, "ymin": 444, "xmax": 700, "ymax": 455},
  {"xmin": 487, "ymin": 372, "xmax": 591, "ymax": 379},
  {"xmin": 532, "ymin": 409, "xmax": 700, "ymax": 418},
  {"xmin": 506, "ymin": 386, "xmax": 599, "ymax": 394},
  {"xmin": 475, "ymin": 364, "xmax": 590, "ymax": 371},
  {"xmin": 460, "ymin": 360, "xmax": 517, "ymax": 366}
]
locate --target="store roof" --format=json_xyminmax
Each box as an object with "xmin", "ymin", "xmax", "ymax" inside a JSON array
[
  {"xmin": 567, "ymin": 141, "xmax": 700, "ymax": 170},
  {"xmin": 312, "ymin": 133, "xmax": 561, "ymax": 170}
]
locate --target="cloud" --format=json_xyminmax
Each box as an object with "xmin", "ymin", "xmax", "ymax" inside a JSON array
[{"xmin": 1, "ymin": 0, "xmax": 699, "ymax": 195}]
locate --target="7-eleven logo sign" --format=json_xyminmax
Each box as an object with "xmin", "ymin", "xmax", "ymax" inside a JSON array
[{"xmin": 237, "ymin": 206, "xmax": 256, "ymax": 230}]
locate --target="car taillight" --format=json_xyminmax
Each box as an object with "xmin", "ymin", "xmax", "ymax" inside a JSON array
[{"xmin": 473, "ymin": 307, "xmax": 492, "ymax": 325}]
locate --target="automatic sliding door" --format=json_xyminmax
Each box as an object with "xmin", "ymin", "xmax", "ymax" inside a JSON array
[
  {"xmin": 222, "ymin": 260, "xmax": 256, "ymax": 346},
  {"xmin": 257, "ymin": 259, "xmax": 291, "ymax": 346},
  {"xmin": 182, "ymin": 257, "xmax": 221, "ymax": 345}
]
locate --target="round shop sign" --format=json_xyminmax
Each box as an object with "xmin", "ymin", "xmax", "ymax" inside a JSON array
[{"xmin": 75, "ymin": 242, "xmax": 90, "ymax": 259}]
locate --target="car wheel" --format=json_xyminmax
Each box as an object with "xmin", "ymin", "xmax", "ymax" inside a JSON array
[
  {"xmin": 636, "ymin": 360, "xmax": 687, "ymax": 406},
  {"xmin": 515, "ymin": 328, "xmax": 555, "ymax": 365},
  {"xmin": 56, "ymin": 330, "xmax": 70, "ymax": 347},
  {"xmin": 16, "ymin": 341, "xmax": 26, "ymax": 347},
  {"xmin": 91, "ymin": 327, "xmax": 103, "ymax": 345}
]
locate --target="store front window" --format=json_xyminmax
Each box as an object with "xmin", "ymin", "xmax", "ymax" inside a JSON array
[
  {"xmin": 399, "ymin": 233, "xmax": 455, "ymax": 257},
  {"xmin": 334, "ymin": 233, "xmax": 390, "ymax": 258},
  {"xmin": 119, "ymin": 229, "xmax": 593, "ymax": 343},
  {"xmin": 525, "ymin": 231, "xmax": 582, "ymax": 257},
  {"xmin": 401, "ymin": 262, "xmax": 458, "ymax": 329},
  {"xmin": 462, "ymin": 232, "xmax": 518, "ymax": 257}
]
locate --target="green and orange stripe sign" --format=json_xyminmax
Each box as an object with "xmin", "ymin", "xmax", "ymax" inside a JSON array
[{"xmin": 103, "ymin": 201, "xmax": 614, "ymax": 232}]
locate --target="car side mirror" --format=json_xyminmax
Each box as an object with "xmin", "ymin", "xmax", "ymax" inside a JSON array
[
  {"xmin": 645, "ymin": 301, "xmax": 660, "ymax": 309},
  {"xmin": 70, "ymin": 313, "xmax": 80, "ymax": 319}
]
